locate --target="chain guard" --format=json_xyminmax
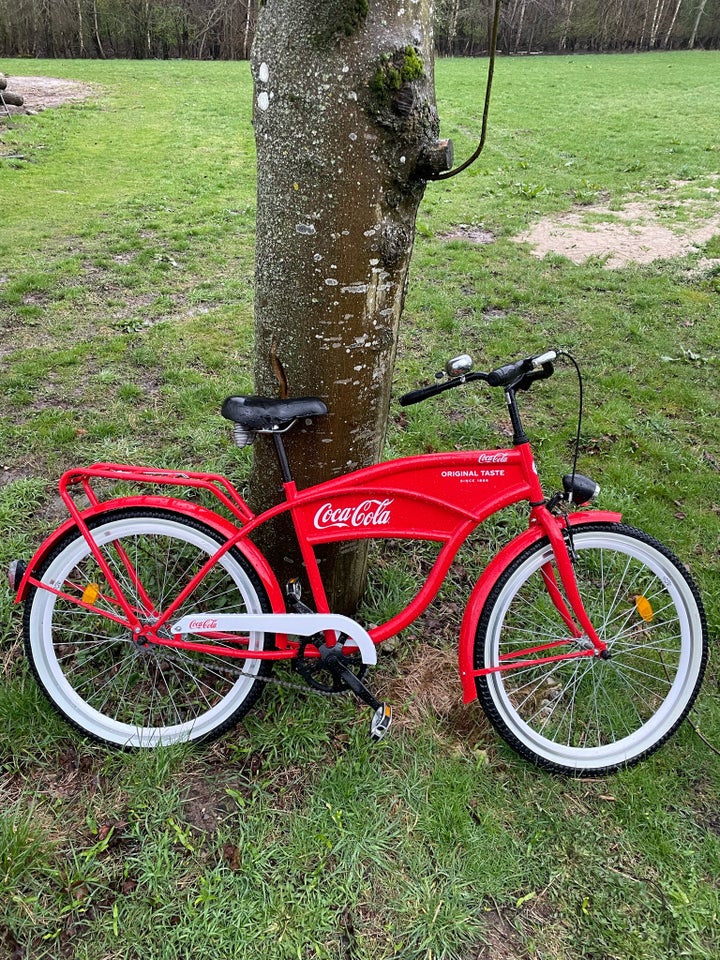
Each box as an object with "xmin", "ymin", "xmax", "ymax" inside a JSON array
[{"xmin": 294, "ymin": 636, "xmax": 368, "ymax": 694}]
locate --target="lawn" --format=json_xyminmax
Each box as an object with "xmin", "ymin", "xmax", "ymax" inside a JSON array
[{"xmin": 1, "ymin": 51, "xmax": 719, "ymax": 960}]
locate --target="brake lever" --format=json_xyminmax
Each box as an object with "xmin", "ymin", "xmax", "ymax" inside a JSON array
[{"xmin": 515, "ymin": 361, "xmax": 554, "ymax": 392}]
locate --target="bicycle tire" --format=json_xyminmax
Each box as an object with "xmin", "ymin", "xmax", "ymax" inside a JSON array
[
  {"xmin": 24, "ymin": 507, "xmax": 273, "ymax": 748},
  {"xmin": 474, "ymin": 522, "xmax": 707, "ymax": 775}
]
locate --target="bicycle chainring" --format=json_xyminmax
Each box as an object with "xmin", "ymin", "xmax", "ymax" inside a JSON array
[{"xmin": 294, "ymin": 636, "xmax": 368, "ymax": 694}]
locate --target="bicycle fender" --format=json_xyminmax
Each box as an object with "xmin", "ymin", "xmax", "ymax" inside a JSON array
[
  {"xmin": 458, "ymin": 510, "xmax": 622, "ymax": 703},
  {"xmin": 14, "ymin": 495, "xmax": 285, "ymax": 613}
]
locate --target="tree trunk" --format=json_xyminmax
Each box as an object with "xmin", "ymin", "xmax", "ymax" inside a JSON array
[
  {"xmin": 449, "ymin": 0, "xmax": 460, "ymax": 55},
  {"xmin": 688, "ymin": 0, "xmax": 708, "ymax": 47},
  {"xmin": 514, "ymin": 0, "xmax": 527, "ymax": 52},
  {"xmin": 649, "ymin": 0, "xmax": 668, "ymax": 46},
  {"xmin": 242, "ymin": 0, "xmax": 254, "ymax": 60},
  {"xmin": 92, "ymin": 0, "xmax": 106, "ymax": 58},
  {"xmin": 76, "ymin": 0, "xmax": 86, "ymax": 57},
  {"xmin": 662, "ymin": 0, "xmax": 684, "ymax": 46},
  {"xmin": 639, "ymin": 0, "xmax": 651, "ymax": 48},
  {"xmin": 559, "ymin": 0, "xmax": 575, "ymax": 50},
  {"xmin": 250, "ymin": 0, "xmax": 446, "ymax": 613}
]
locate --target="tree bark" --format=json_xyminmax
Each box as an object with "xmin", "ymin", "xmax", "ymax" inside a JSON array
[{"xmin": 250, "ymin": 0, "xmax": 445, "ymax": 613}]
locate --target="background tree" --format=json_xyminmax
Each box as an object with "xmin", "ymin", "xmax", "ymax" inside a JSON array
[{"xmin": 249, "ymin": 0, "xmax": 451, "ymax": 612}]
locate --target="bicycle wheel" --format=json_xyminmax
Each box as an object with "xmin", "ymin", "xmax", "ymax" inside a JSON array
[
  {"xmin": 24, "ymin": 508, "xmax": 274, "ymax": 748},
  {"xmin": 474, "ymin": 522, "xmax": 707, "ymax": 775}
]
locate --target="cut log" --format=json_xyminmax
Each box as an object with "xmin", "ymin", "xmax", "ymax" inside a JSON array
[
  {"xmin": 0, "ymin": 76, "xmax": 7, "ymax": 90},
  {"xmin": 1, "ymin": 91, "xmax": 24, "ymax": 106}
]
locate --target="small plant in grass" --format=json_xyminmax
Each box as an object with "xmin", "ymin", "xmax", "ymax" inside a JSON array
[
  {"xmin": 513, "ymin": 180, "xmax": 548, "ymax": 199},
  {"xmin": 704, "ymin": 233, "xmax": 720, "ymax": 259}
]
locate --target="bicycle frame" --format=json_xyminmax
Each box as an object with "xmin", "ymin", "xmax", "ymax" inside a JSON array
[{"xmin": 16, "ymin": 435, "xmax": 617, "ymax": 701}]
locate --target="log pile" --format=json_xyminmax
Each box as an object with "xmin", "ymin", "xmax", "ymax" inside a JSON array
[{"xmin": 0, "ymin": 74, "xmax": 24, "ymax": 109}]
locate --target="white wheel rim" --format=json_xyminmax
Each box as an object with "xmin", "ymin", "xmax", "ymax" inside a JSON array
[
  {"xmin": 28, "ymin": 516, "xmax": 267, "ymax": 747},
  {"xmin": 484, "ymin": 531, "xmax": 704, "ymax": 770}
]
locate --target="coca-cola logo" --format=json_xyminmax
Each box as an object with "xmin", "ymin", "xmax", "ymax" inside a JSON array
[
  {"xmin": 188, "ymin": 618, "xmax": 218, "ymax": 631},
  {"xmin": 314, "ymin": 498, "xmax": 394, "ymax": 530},
  {"xmin": 478, "ymin": 452, "xmax": 509, "ymax": 464}
]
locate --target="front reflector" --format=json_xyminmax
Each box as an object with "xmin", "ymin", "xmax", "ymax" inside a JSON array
[{"xmin": 634, "ymin": 594, "xmax": 654, "ymax": 623}]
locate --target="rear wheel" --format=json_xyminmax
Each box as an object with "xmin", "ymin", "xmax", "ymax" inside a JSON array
[
  {"xmin": 24, "ymin": 508, "xmax": 273, "ymax": 748},
  {"xmin": 474, "ymin": 523, "xmax": 707, "ymax": 774}
]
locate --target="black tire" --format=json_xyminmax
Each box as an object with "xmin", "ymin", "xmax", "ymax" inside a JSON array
[
  {"xmin": 24, "ymin": 508, "xmax": 273, "ymax": 747},
  {"xmin": 474, "ymin": 523, "xmax": 707, "ymax": 775}
]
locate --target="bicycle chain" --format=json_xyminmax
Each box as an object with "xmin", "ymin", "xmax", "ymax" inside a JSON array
[{"xmin": 155, "ymin": 646, "xmax": 346, "ymax": 697}]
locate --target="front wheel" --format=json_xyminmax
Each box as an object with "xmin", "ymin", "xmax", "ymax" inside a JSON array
[
  {"xmin": 24, "ymin": 508, "xmax": 274, "ymax": 748},
  {"xmin": 474, "ymin": 523, "xmax": 707, "ymax": 775}
]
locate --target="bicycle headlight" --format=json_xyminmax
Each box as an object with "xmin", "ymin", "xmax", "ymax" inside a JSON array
[{"xmin": 562, "ymin": 473, "xmax": 600, "ymax": 506}]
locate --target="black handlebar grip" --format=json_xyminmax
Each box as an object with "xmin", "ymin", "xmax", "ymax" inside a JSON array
[
  {"xmin": 399, "ymin": 381, "xmax": 450, "ymax": 406},
  {"xmin": 486, "ymin": 359, "xmax": 531, "ymax": 388}
]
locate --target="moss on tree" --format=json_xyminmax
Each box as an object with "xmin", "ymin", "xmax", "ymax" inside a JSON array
[{"xmin": 370, "ymin": 46, "xmax": 426, "ymax": 109}]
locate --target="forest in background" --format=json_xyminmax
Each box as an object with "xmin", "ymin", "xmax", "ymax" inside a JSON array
[{"xmin": 0, "ymin": 0, "xmax": 718, "ymax": 60}]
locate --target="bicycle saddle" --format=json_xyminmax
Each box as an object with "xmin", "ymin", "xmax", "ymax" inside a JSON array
[{"xmin": 221, "ymin": 395, "xmax": 328, "ymax": 432}]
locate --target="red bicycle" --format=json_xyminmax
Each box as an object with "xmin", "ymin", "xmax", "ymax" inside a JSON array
[{"xmin": 10, "ymin": 349, "xmax": 708, "ymax": 774}]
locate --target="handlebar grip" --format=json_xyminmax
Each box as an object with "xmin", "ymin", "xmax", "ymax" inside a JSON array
[
  {"xmin": 487, "ymin": 351, "xmax": 557, "ymax": 389},
  {"xmin": 399, "ymin": 380, "xmax": 451, "ymax": 406},
  {"xmin": 516, "ymin": 361, "xmax": 554, "ymax": 391},
  {"xmin": 486, "ymin": 358, "xmax": 531, "ymax": 388}
]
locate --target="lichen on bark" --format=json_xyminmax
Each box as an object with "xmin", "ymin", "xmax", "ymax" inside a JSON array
[{"xmin": 312, "ymin": 0, "xmax": 370, "ymax": 47}]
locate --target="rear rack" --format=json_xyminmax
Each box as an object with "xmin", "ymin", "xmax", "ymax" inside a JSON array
[{"xmin": 59, "ymin": 462, "xmax": 254, "ymax": 525}]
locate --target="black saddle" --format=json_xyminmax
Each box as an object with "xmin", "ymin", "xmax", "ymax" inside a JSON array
[{"xmin": 221, "ymin": 395, "xmax": 328, "ymax": 432}]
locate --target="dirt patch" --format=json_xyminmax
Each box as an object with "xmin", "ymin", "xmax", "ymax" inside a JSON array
[
  {"xmin": 0, "ymin": 75, "xmax": 95, "ymax": 115},
  {"xmin": 439, "ymin": 225, "xmax": 496, "ymax": 245},
  {"xmin": 514, "ymin": 185, "xmax": 720, "ymax": 269},
  {"xmin": 471, "ymin": 907, "xmax": 527, "ymax": 960},
  {"xmin": 378, "ymin": 642, "xmax": 491, "ymax": 748}
]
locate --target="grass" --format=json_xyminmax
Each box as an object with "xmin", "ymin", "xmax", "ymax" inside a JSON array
[{"xmin": 1, "ymin": 51, "xmax": 719, "ymax": 959}]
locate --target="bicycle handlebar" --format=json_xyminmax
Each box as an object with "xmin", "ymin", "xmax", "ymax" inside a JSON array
[
  {"xmin": 398, "ymin": 371, "xmax": 487, "ymax": 407},
  {"xmin": 399, "ymin": 350, "xmax": 557, "ymax": 407}
]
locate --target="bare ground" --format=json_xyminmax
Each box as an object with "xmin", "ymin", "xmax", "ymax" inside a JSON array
[
  {"xmin": 513, "ymin": 179, "xmax": 720, "ymax": 269},
  {"xmin": 0, "ymin": 74, "xmax": 95, "ymax": 114}
]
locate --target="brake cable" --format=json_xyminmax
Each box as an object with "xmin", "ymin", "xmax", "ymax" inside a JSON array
[
  {"xmin": 435, "ymin": 0, "xmax": 502, "ymax": 181},
  {"xmin": 557, "ymin": 350, "xmax": 584, "ymax": 495}
]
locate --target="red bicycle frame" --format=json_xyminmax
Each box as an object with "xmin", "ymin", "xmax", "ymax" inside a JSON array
[{"xmin": 17, "ymin": 435, "xmax": 614, "ymax": 702}]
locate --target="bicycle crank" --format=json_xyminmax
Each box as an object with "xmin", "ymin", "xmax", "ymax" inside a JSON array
[
  {"xmin": 306, "ymin": 641, "xmax": 392, "ymax": 742},
  {"xmin": 171, "ymin": 612, "xmax": 391, "ymax": 741},
  {"xmin": 294, "ymin": 637, "xmax": 367, "ymax": 693}
]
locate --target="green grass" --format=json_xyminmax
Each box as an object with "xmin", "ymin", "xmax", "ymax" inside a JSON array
[{"xmin": 1, "ymin": 52, "xmax": 719, "ymax": 959}]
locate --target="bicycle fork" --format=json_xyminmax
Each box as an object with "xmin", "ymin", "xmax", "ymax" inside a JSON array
[
  {"xmin": 536, "ymin": 507, "xmax": 609, "ymax": 658},
  {"xmin": 475, "ymin": 507, "xmax": 610, "ymax": 680}
]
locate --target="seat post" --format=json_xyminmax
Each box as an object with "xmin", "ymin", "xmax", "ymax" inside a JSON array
[{"xmin": 272, "ymin": 431, "xmax": 293, "ymax": 484}]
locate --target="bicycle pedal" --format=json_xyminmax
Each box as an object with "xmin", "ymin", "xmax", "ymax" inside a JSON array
[{"xmin": 370, "ymin": 703, "xmax": 392, "ymax": 742}]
